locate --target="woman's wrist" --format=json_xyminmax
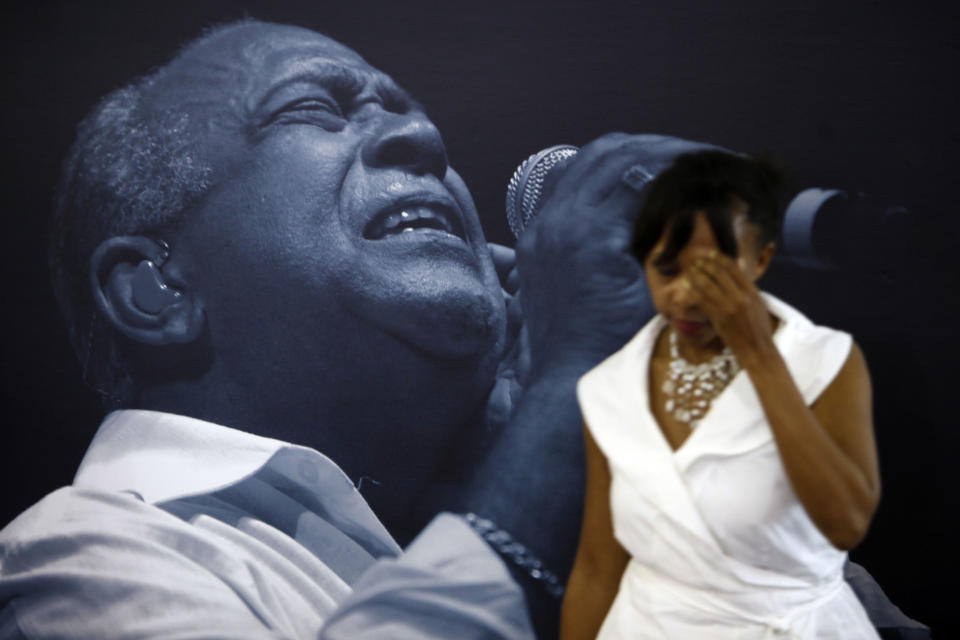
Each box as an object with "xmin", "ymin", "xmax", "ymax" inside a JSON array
[{"xmin": 729, "ymin": 329, "xmax": 780, "ymax": 372}]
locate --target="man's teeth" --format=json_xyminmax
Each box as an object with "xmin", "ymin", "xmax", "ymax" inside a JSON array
[{"xmin": 372, "ymin": 206, "xmax": 455, "ymax": 238}]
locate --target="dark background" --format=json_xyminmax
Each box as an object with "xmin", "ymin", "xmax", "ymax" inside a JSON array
[{"xmin": 2, "ymin": 0, "xmax": 956, "ymax": 633}]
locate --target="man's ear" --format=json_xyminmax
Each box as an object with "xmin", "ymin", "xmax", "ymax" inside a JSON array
[{"xmin": 90, "ymin": 236, "xmax": 204, "ymax": 346}]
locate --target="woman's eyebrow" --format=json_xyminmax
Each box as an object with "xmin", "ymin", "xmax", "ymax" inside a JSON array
[{"xmin": 652, "ymin": 251, "xmax": 676, "ymax": 268}]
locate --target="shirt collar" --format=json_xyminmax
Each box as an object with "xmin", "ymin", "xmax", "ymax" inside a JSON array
[{"xmin": 73, "ymin": 409, "xmax": 401, "ymax": 555}]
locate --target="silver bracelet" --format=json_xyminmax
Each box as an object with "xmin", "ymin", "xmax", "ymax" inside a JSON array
[{"xmin": 464, "ymin": 512, "xmax": 565, "ymax": 599}]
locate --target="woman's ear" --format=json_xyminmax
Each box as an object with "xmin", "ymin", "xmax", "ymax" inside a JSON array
[
  {"xmin": 753, "ymin": 241, "xmax": 777, "ymax": 280},
  {"xmin": 90, "ymin": 236, "xmax": 204, "ymax": 346}
]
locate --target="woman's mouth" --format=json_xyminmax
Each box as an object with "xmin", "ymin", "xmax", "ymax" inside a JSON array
[{"xmin": 672, "ymin": 318, "xmax": 709, "ymax": 335}]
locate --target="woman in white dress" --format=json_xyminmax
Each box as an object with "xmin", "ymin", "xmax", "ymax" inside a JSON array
[{"xmin": 560, "ymin": 151, "xmax": 881, "ymax": 639}]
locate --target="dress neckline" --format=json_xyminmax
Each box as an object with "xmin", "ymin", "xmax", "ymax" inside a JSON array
[{"xmin": 636, "ymin": 298, "xmax": 786, "ymax": 458}]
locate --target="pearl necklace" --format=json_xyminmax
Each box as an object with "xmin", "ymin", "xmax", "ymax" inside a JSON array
[{"xmin": 662, "ymin": 329, "xmax": 740, "ymax": 427}]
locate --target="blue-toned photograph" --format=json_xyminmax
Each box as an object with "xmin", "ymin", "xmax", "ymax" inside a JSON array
[{"xmin": 1, "ymin": 1, "xmax": 954, "ymax": 637}]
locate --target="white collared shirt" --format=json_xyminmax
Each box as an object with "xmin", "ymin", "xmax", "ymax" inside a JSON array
[{"xmin": 0, "ymin": 410, "xmax": 533, "ymax": 639}]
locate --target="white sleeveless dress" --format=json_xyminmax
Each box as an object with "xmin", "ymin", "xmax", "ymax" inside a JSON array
[{"xmin": 576, "ymin": 293, "xmax": 879, "ymax": 639}]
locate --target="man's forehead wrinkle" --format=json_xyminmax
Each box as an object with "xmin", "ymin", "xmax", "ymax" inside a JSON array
[
  {"xmin": 196, "ymin": 25, "xmax": 416, "ymax": 114},
  {"xmin": 247, "ymin": 30, "xmax": 369, "ymax": 77},
  {"xmin": 189, "ymin": 57, "xmax": 256, "ymax": 126},
  {"xmin": 146, "ymin": 59, "xmax": 252, "ymax": 133},
  {"xmin": 148, "ymin": 33, "xmax": 256, "ymax": 103},
  {"xmin": 155, "ymin": 24, "xmax": 351, "ymax": 110}
]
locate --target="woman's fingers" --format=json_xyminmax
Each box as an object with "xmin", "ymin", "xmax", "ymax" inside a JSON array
[
  {"xmin": 686, "ymin": 261, "xmax": 727, "ymax": 309},
  {"xmin": 694, "ymin": 254, "xmax": 742, "ymax": 299}
]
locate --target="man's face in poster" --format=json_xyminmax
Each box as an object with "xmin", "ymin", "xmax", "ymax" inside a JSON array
[{"xmin": 146, "ymin": 23, "xmax": 506, "ymax": 417}]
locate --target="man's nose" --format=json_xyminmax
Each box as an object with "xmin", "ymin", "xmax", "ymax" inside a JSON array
[{"xmin": 362, "ymin": 112, "xmax": 448, "ymax": 180}]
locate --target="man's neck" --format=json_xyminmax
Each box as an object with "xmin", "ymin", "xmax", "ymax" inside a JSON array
[{"xmin": 132, "ymin": 355, "xmax": 491, "ymax": 543}]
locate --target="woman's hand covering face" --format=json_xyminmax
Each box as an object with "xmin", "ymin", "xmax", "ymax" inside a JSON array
[{"xmin": 683, "ymin": 250, "xmax": 775, "ymax": 358}]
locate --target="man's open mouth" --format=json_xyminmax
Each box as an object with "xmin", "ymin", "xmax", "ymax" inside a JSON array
[{"xmin": 363, "ymin": 203, "xmax": 464, "ymax": 241}]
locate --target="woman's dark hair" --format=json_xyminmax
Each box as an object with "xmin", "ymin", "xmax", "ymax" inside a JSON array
[{"xmin": 630, "ymin": 150, "xmax": 785, "ymax": 267}]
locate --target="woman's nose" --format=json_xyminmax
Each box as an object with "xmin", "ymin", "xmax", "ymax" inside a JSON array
[{"xmin": 671, "ymin": 278, "xmax": 698, "ymax": 309}]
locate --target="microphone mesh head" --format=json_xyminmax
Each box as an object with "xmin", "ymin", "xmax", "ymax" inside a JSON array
[{"xmin": 506, "ymin": 145, "xmax": 579, "ymax": 237}]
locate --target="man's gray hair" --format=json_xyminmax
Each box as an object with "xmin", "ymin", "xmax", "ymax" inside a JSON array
[
  {"xmin": 50, "ymin": 19, "xmax": 323, "ymax": 407},
  {"xmin": 49, "ymin": 70, "xmax": 212, "ymax": 408}
]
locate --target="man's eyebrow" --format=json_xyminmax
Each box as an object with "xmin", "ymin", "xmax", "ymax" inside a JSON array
[{"xmin": 254, "ymin": 60, "xmax": 420, "ymax": 113}]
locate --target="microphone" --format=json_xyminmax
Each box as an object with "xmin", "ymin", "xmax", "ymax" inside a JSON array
[
  {"xmin": 505, "ymin": 144, "xmax": 656, "ymax": 237},
  {"xmin": 505, "ymin": 145, "xmax": 579, "ymax": 237},
  {"xmin": 506, "ymin": 147, "xmax": 911, "ymax": 274},
  {"xmin": 780, "ymin": 189, "xmax": 910, "ymax": 271}
]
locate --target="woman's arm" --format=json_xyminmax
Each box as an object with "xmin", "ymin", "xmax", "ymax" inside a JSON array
[
  {"xmin": 687, "ymin": 253, "xmax": 881, "ymax": 550},
  {"xmin": 560, "ymin": 424, "xmax": 630, "ymax": 640},
  {"xmin": 740, "ymin": 337, "xmax": 880, "ymax": 549}
]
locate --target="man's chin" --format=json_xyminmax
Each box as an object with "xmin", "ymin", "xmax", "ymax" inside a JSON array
[{"xmin": 384, "ymin": 295, "xmax": 505, "ymax": 362}]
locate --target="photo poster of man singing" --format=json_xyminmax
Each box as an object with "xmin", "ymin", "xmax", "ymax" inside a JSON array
[{"xmin": 0, "ymin": 1, "xmax": 954, "ymax": 636}]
